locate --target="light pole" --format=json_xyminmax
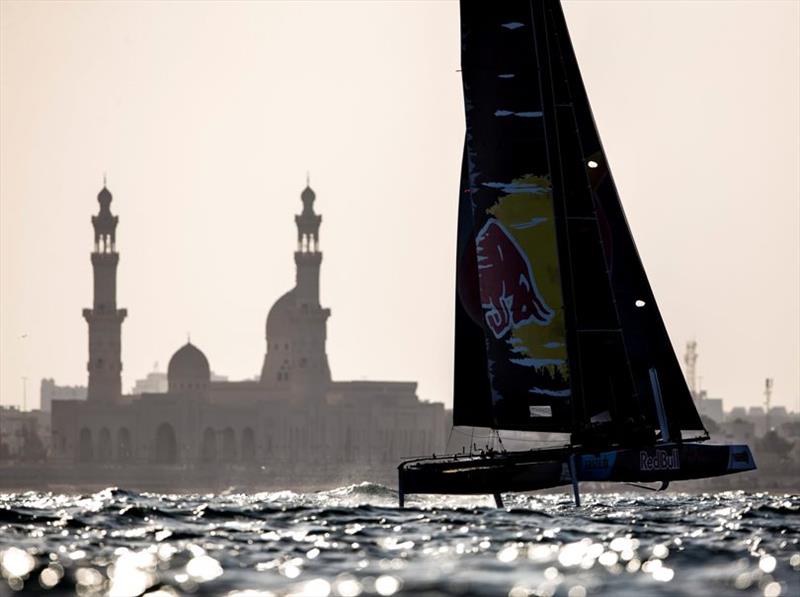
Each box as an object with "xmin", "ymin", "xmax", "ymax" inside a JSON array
[{"xmin": 18, "ymin": 333, "xmax": 29, "ymax": 411}]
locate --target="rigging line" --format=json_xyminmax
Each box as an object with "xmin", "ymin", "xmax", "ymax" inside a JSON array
[
  {"xmin": 494, "ymin": 429, "xmax": 508, "ymax": 453},
  {"xmin": 446, "ymin": 426, "xmax": 455, "ymax": 451}
]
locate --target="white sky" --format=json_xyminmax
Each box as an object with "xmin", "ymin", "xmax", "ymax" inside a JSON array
[{"xmin": 1, "ymin": 1, "xmax": 798, "ymax": 413}]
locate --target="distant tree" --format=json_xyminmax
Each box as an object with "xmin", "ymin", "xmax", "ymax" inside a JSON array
[
  {"xmin": 758, "ymin": 430, "xmax": 793, "ymax": 458},
  {"xmin": 780, "ymin": 421, "xmax": 800, "ymax": 438},
  {"xmin": 20, "ymin": 426, "xmax": 46, "ymax": 463}
]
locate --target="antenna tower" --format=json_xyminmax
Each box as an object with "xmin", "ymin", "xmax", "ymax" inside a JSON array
[
  {"xmin": 685, "ymin": 340, "xmax": 698, "ymax": 397},
  {"xmin": 764, "ymin": 378, "xmax": 773, "ymax": 432}
]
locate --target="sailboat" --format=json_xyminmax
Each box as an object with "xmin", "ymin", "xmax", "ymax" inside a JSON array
[{"xmin": 398, "ymin": 0, "xmax": 756, "ymax": 508}]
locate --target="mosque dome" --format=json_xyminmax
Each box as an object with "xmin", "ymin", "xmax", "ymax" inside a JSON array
[
  {"xmin": 167, "ymin": 342, "xmax": 210, "ymax": 391},
  {"xmin": 266, "ymin": 289, "xmax": 296, "ymax": 341}
]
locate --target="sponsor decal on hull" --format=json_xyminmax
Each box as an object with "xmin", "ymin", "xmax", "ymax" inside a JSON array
[
  {"xmin": 640, "ymin": 448, "xmax": 680, "ymax": 472},
  {"xmin": 583, "ymin": 456, "xmax": 610, "ymax": 471},
  {"xmin": 577, "ymin": 451, "xmax": 617, "ymax": 481}
]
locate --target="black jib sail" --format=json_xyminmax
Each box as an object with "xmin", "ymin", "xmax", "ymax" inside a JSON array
[{"xmin": 452, "ymin": 0, "xmax": 705, "ymax": 439}]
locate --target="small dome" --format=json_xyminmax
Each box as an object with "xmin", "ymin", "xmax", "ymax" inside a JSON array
[
  {"xmin": 98, "ymin": 186, "xmax": 112, "ymax": 205},
  {"xmin": 168, "ymin": 342, "xmax": 210, "ymax": 387},
  {"xmin": 301, "ymin": 185, "xmax": 315, "ymax": 204}
]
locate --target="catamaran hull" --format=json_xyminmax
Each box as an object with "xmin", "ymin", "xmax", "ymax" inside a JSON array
[
  {"xmin": 399, "ymin": 456, "xmax": 568, "ymax": 497},
  {"xmin": 398, "ymin": 443, "xmax": 755, "ymax": 505},
  {"xmin": 577, "ymin": 443, "xmax": 756, "ymax": 483}
]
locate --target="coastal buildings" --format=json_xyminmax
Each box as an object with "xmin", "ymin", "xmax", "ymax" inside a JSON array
[
  {"xmin": 692, "ymin": 390, "xmax": 724, "ymax": 425},
  {"xmin": 0, "ymin": 406, "xmax": 49, "ymax": 461},
  {"xmin": 130, "ymin": 369, "xmax": 168, "ymax": 396},
  {"xmin": 49, "ymin": 183, "xmax": 447, "ymax": 471},
  {"xmin": 39, "ymin": 379, "xmax": 86, "ymax": 412}
]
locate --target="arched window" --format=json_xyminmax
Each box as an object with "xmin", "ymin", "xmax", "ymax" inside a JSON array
[
  {"xmin": 155, "ymin": 423, "xmax": 178, "ymax": 464},
  {"xmin": 97, "ymin": 428, "xmax": 112, "ymax": 462},
  {"xmin": 241, "ymin": 428, "xmax": 256, "ymax": 463},
  {"xmin": 345, "ymin": 427, "xmax": 354, "ymax": 462},
  {"xmin": 265, "ymin": 433, "xmax": 273, "ymax": 455},
  {"xmin": 201, "ymin": 428, "xmax": 217, "ymax": 463},
  {"xmin": 78, "ymin": 428, "xmax": 93, "ymax": 462},
  {"xmin": 117, "ymin": 428, "xmax": 132, "ymax": 461},
  {"xmin": 222, "ymin": 428, "xmax": 237, "ymax": 462}
]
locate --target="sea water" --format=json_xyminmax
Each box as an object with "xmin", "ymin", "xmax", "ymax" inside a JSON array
[{"xmin": 0, "ymin": 486, "xmax": 797, "ymax": 596}]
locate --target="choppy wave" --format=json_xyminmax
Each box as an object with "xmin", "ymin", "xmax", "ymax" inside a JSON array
[{"xmin": 0, "ymin": 486, "xmax": 798, "ymax": 596}]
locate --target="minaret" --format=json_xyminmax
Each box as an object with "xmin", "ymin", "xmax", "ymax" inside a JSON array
[
  {"xmin": 294, "ymin": 175, "xmax": 323, "ymax": 303},
  {"xmin": 82, "ymin": 183, "xmax": 127, "ymax": 403},
  {"xmin": 261, "ymin": 177, "xmax": 331, "ymax": 394}
]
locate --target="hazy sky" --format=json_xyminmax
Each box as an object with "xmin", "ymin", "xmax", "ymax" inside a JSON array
[{"xmin": 1, "ymin": 1, "xmax": 798, "ymax": 413}]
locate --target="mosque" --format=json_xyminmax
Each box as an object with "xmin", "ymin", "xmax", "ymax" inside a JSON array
[{"xmin": 50, "ymin": 182, "xmax": 447, "ymax": 472}]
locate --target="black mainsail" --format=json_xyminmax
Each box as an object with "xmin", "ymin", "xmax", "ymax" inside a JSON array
[
  {"xmin": 399, "ymin": 0, "xmax": 754, "ymax": 507},
  {"xmin": 453, "ymin": 0, "xmax": 705, "ymax": 438}
]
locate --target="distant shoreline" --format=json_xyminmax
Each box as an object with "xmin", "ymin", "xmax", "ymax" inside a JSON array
[{"xmin": 0, "ymin": 463, "xmax": 796, "ymax": 495}]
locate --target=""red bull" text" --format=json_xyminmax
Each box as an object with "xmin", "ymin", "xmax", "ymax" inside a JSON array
[{"xmin": 639, "ymin": 448, "xmax": 680, "ymax": 471}]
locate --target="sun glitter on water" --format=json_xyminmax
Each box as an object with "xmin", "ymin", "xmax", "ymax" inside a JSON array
[{"xmin": 0, "ymin": 486, "xmax": 797, "ymax": 596}]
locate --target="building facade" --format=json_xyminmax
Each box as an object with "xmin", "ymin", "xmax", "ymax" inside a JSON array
[
  {"xmin": 0, "ymin": 406, "xmax": 49, "ymax": 461},
  {"xmin": 692, "ymin": 389, "xmax": 724, "ymax": 424},
  {"xmin": 40, "ymin": 379, "xmax": 87, "ymax": 412},
  {"xmin": 51, "ymin": 183, "xmax": 446, "ymax": 471},
  {"xmin": 131, "ymin": 369, "xmax": 168, "ymax": 395}
]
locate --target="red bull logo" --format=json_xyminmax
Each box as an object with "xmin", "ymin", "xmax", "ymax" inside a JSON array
[{"xmin": 476, "ymin": 219, "xmax": 554, "ymax": 338}]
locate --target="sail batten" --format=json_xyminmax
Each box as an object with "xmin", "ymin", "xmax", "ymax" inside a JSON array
[{"xmin": 452, "ymin": 0, "xmax": 705, "ymax": 439}]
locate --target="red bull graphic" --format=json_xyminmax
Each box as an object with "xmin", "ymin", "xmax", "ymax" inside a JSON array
[
  {"xmin": 474, "ymin": 175, "xmax": 572, "ymax": 418},
  {"xmin": 476, "ymin": 219, "xmax": 554, "ymax": 338}
]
